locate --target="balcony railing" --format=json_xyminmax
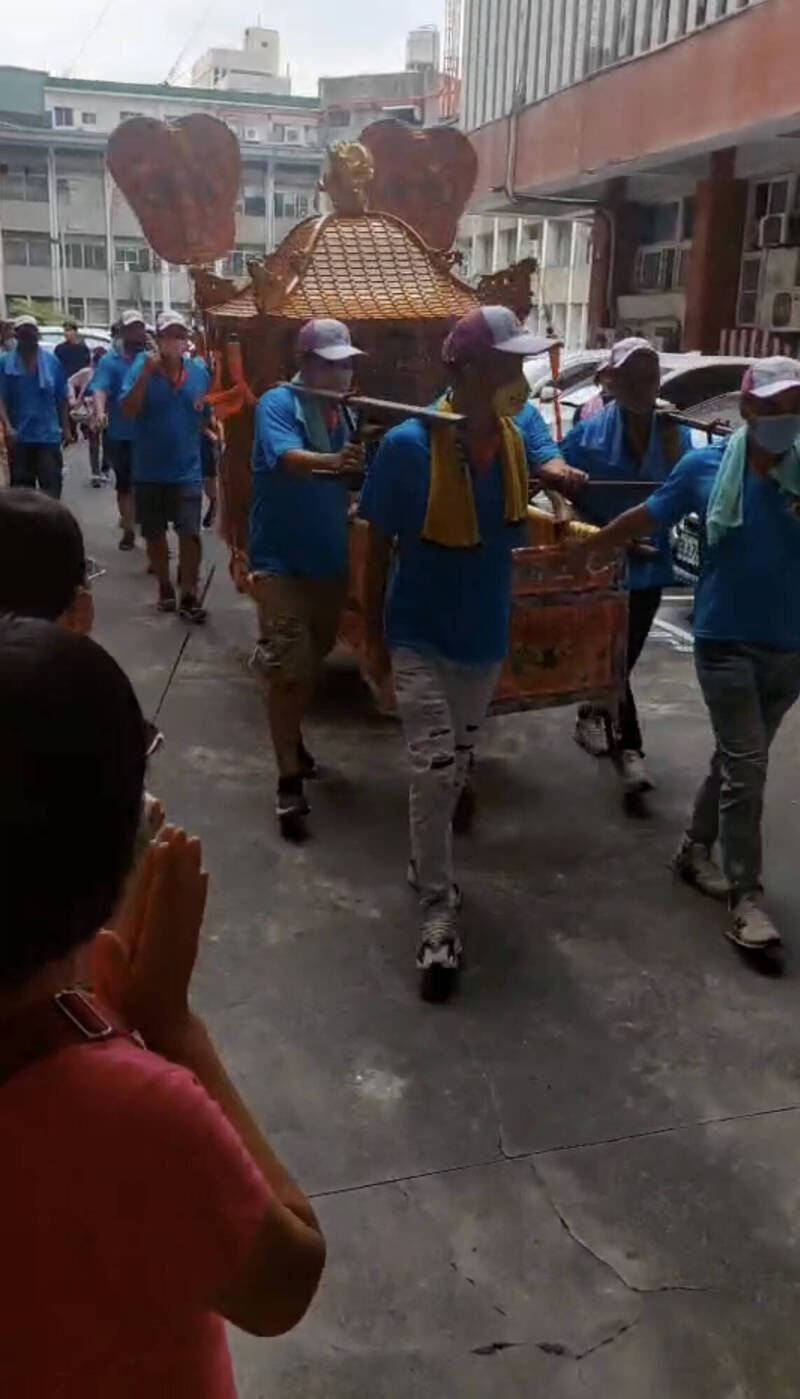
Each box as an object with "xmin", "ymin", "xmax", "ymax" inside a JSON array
[{"xmin": 463, "ymin": 0, "xmax": 766, "ymax": 131}]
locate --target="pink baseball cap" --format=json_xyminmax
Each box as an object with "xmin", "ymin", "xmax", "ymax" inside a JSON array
[
  {"xmin": 297, "ymin": 318, "xmax": 365, "ymax": 361},
  {"xmin": 741, "ymin": 356, "xmax": 800, "ymax": 398},
  {"xmin": 442, "ymin": 306, "xmax": 555, "ymax": 367},
  {"xmin": 608, "ymin": 336, "xmax": 658, "ymax": 370}
]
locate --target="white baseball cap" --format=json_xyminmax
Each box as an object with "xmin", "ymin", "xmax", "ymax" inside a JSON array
[
  {"xmin": 297, "ymin": 318, "xmax": 365, "ymax": 361},
  {"xmin": 608, "ymin": 336, "xmax": 659, "ymax": 370},
  {"xmin": 13, "ymin": 314, "xmax": 38, "ymax": 331},
  {"xmin": 120, "ymin": 308, "xmax": 145, "ymax": 328},
  {"xmin": 741, "ymin": 356, "xmax": 800, "ymax": 398},
  {"xmin": 156, "ymin": 310, "xmax": 189, "ymax": 334},
  {"xmin": 443, "ymin": 306, "xmax": 555, "ymax": 365}
]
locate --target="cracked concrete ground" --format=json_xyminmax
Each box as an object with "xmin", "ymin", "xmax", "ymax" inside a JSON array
[{"xmin": 67, "ymin": 447, "xmax": 800, "ymax": 1397}]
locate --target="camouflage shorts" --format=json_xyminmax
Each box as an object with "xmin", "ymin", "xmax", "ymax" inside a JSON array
[{"xmin": 250, "ymin": 572, "xmax": 347, "ymax": 687}]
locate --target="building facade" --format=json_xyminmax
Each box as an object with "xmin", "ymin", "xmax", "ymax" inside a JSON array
[
  {"xmin": 318, "ymin": 67, "xmax": 444, "ymax": 149},
  {"xmin": 455, "ymin": 213, "xmax": 591, "ymax": 349},
  {"xmin": 0, "ymin": 66, "xmax": 321, "ymax": 324},
  {"xmin": 191, "ymin": 27, "xmax": 290, "ymax": 96},
  {"xmin": 461, "ymin": 0, "xmax": 800, "ymax": 353}
]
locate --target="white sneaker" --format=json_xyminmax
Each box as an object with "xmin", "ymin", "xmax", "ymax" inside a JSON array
[
  {"xmin": 672, "ymin": 837, "xmax": 729, "ymax": 900},
  {"xmin": 574, "ymin": 710, "xmax": 610, "ymax": 756},
  {"xmin": 417, "ymin": 904, "xmax": 463, "ymax": 1003},
  {"xmin": 621, "ymin": 750, "xmax": 655, "ymax": 794},
  {"xmin": 727, "ymin": 896, "xmax": 781, "ymax": 951}
]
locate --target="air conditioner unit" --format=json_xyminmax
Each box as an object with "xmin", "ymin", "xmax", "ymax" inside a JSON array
[
  {"xmin": 245, "ymin": 127, "xmax": 258, "ymax": 141},
  {"xmin": 757, "ymin": 212, "xmax": 800, "ymax": 248},
  {"xmin": 765, "ymin": 290, "xmax": 800, "ymax": 332},
  {"xmin": 762, "ymin": 246, "xmax": 800, "ymax": 295}
]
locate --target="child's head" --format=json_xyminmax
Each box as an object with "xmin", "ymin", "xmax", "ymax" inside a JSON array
[
  {"xmin": 0, "ymin": 490, "xmax": 94, "ymax": 634},
  {"xmin": 0, "ymin": 617, "xmax": 146, "ymax": 988}
]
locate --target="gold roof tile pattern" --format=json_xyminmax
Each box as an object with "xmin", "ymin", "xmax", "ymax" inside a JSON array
[{"xmin": 208, "ymin": 212, "xmax": 477, "ymax": 322}]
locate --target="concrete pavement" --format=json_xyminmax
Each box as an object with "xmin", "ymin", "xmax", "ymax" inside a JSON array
[{"xmin": 66, "ymin": 445, "xmax": 800, "ymax": 1398}]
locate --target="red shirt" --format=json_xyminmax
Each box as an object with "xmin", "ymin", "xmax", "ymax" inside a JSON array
[{"xmin": 0, "ymin": 1036, "xmax": 271, "ymax": 1397}]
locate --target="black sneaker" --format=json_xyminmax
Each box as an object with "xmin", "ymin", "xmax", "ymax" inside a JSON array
[
  {"xmin": 179, "ymin": 595, "xmax": 207, "ymax": 624},
  {"xmin": 119, "ymin": 530, "xmax": 136, "ymax": 551},
  {"xmin": 202, "ymin": 500, "xmax": 218, "ymax": 530},
  {"xmin": 277, "ymin": 776, "xmax": 310, "ymax": 841},
  {"xmin": 91, "ymin": 474, "xmax": 102, "ymax": 489},
  {"xmin": 157, "ymin": 584, "xmax": 177, "ymax": 613},
  {"xmin": 297, "ymin": 739, "xmax": 320, "ymax": 780}
]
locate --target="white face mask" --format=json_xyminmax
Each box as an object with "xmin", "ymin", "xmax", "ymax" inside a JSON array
[
  {"xmin": 319, "ymin": 363, "xmax": 354, "ymax": 395},
  {"xmin": 751, "ymin": 413, "xmax": 800, "ymax": 456}
]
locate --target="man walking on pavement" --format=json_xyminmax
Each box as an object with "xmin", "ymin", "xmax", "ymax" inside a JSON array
[
  {"xmin": 360, "ymin": 306, "xmax": 586, "ymax": 1002},
  {"xmin": 90, "ymin": 310, "xmax": 147, "ymax": 550},
  {"xmin": 54, "ymin": 318, "xmax": 91, "ymax": 381},
  {"xmin": 0, "ymin": 315, "xmax": 71, "ymax": 499},
  {"xmin": 561, "ymin": 338, "xmax": 693, "ymax": 801},
  {"xmin": 121, "ymin": 311, "xmax": 210, "ymax": 622},
  {"xmin": 573, "ymin": 358, "xmax": 800, "ymax": 955},
  {"xmin": 249, "ymin": 318, "xmax": 365, "ymax": 837}
]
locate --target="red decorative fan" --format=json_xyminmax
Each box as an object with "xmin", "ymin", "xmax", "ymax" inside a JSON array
[
  {"xmin": 359, "ymin": 119, "xmax": 478, "ymax": 252},
  {"xmin": 106, "ymin": 114, "xmax": 241, "ymax": 266}
]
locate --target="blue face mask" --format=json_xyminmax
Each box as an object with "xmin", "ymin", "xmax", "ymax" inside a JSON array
[{"xmin": 751, "ymin": 414, "xmax": 800, "ymax": 455}]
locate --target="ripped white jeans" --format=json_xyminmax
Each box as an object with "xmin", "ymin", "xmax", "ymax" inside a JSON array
[{"xmin": 391, "ymin": 648, "xmax": 500, "ymax": 906}]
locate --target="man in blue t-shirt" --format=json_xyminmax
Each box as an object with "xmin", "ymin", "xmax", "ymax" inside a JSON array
[
  {"xmin": 573, "ymin": 357, "xmax": 800, "ymax": 955},
  {"xmin": 90, "ymin": 309, "xmax": 147, "ymax": 551},
  {"xmin": 360, "ymin": 306, "xmax": 586, "ymax": 1000},
  {"xmin": 0, "ymin": 316, "xmax": 70, "ymax": 500},
  {"xmin": 249, "ymin": 318, "xmax": 365, "ymax": 833},
  {"xmin": 120, "ymin": 310, "xmax": 210, "ymax": 623},
  {"xmin": 562, "ymin": 338, "xmax": 693, "ymax": 798}
]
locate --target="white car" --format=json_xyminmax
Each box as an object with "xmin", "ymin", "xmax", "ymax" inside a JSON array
[
  {"xmin": 529, "ymin": 351, "xmax": 752, "ymax": 438},
  {"xmin": 38, "ymin": 324, "xmax": 111, "ymax": 356}
]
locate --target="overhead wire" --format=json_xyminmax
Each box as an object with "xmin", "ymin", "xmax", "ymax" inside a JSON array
[{"xmin": 61, "ymin": 0, "xmax": 120, "ymax": 77}]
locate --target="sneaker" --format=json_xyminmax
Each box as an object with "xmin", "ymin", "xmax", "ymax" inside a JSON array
[
  {"xmin": 417, "ymin": 904, "xmax": 463, "ymax": 1003},
  {"xmin": 407, "ymin": 859, "xmax": 463, "ymax": 911},
  {"xmin": 157, "ymin": 584, "xmax": 177, "ymax": 614},
  {"xmin": 118, "ymin": 530, "xmax": 136, "ymax": 551},
  {"xmin": 621, "ymin": 750, "xmax": 655, "ymax": 794},
  {"xmin": 276, "ymin": 776, "xmax": 310, "ymax": 841},
  {"xmin": 202, "ymin": 499, "xmax": 218, "ymax": 530},
  {"xmin": 91, "ymin": 474, "xmax": 102, "ymax": 489},
  {"xmin": 727, "ymin": 895, "xmax": 781, "ymax": 951},
  {"xmin": 575, "ymin": 709, "xmax": 611, "ymax": 757},
  {"xmin": 179, "ymin": 595, "xmax": 207, "ymax": 624},
  {"xmin": 672, "ymin": 837, "xmax": 729, "ymax": 900},
  {"xmin": 297, "ymin": 739, "xmax": 320, "ymax": 780}
]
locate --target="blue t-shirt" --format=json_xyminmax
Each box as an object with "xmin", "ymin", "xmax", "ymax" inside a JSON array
[
  {"xmin": 515, "ymin": 400, "xmax": 562, "ymax": 468},
  {"xmin": 646, "ymin": 445, "xmax": 800, "ymax": 651},
  {"xmin": 88, "ymin": 346, "xmax": 139, "ymax": 443},
  {"xmin": 359, "ymin": 417, "xmax": 532, "ymax": 666},
  {"xmin": 0, "ymin": 349, "xmax": 67, "ymax": 445},
  {"xmin": 249, "ymin": 383, "xmax": 351, "ymax": 578},
  {"xmin": 562, "ymin": 402, "xmax": 693, "ymax": 590},
  {"xmin": 120, "ymin": 354, "xmax": 210, "ymax": 488}
]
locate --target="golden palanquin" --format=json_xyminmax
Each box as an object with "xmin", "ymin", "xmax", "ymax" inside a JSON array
[{"xmin": 195, "ymin": 125, "xmax": 628, "ymax": 715}]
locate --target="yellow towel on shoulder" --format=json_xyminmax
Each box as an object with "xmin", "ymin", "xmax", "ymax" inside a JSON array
[{"xmin": 422, "ymin": 398, "xmax": 529, "ymax": 549}]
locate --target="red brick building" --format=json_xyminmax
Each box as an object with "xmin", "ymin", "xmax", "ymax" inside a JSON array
[{"xmin": 462, "ymin": 0, "xmax": 800, "ymax": 352}]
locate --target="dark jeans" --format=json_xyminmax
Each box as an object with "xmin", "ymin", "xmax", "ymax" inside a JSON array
[
  {"xmin": 88, "ymin": 427, "xmax": 110, "ymax": 478},
  {"xmin": 689, "ymin": 641, "xmax": 800, "ymax": 899},
  {"xmin": 9, "ymin": 442, "xmax": 63, "ymax": 499},
  {"xmin": 618, "ymin": 587, "xmax": 663, "ymax": 753}
]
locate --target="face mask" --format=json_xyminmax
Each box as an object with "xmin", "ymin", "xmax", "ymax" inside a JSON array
[
  {"xmin": 751, "ymin": 414, "xmax": 800, "ymax": 456},
  {"xmin": 320, "ymin": 364, "xmax": 354, "ymax": 395},
  {"xmin": 492, "ymin": 373, "xmax": 529, "ymax": 419}
]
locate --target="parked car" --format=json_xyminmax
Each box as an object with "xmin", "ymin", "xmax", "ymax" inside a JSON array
[
  {"xmin": 530, "ymin": 351, "xmax": 752, "ymax": 437},
  {"xmin": 38, "ymin": 324, "xmax": 111, "ymax": 356}
]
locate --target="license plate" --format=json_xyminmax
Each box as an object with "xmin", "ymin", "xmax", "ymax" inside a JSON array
[{"xmin": 675, "ymin": 534, "xmax": 699, "ymax": 567}]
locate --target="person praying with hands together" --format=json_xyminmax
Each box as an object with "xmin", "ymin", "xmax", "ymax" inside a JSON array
[{"xmin": 0, "ymin": 618, "xmax": 325, "ymax": 1399}]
